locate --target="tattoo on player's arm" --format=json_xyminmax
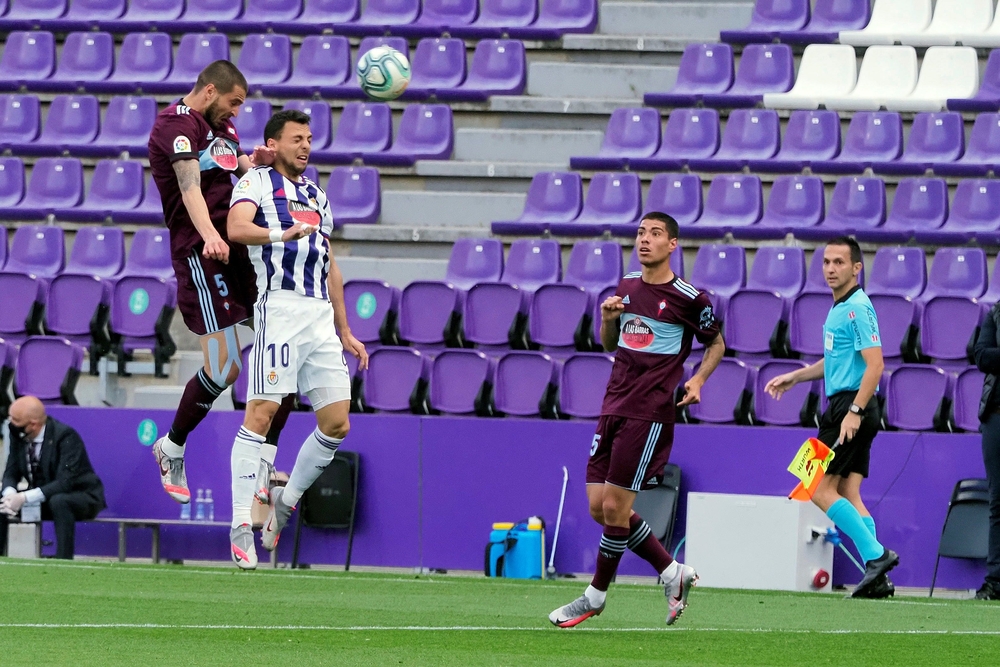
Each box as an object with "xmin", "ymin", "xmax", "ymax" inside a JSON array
[{"xmin": 172, "ymin": 160, "xmax": 201, "ymax": 193}]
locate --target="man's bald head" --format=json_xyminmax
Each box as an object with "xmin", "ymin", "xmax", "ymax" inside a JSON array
[{"xmin": 9, "ymin": 396, "xmax": 46, "ymax": 440}]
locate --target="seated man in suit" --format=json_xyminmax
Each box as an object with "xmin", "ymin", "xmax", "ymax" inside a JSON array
[{"xmin": 0, "ymin": 396, "xmax": 106, "ymax": 559}]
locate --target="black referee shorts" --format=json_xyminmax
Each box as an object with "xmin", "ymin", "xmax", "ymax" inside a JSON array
[{"xmin": 817, "ymin": 391, "xmax": 881, "ymax": 478}]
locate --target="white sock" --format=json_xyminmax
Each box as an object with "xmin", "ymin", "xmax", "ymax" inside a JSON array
[
  {"xmin": 231, "ymin": 427, "xmax": 264, "ymax": 528},
  {"xmin": 259, "ymin": 443, "xmax": 278, "ymax": 466},
  {"xmin": 160, "ymin": 434, "xmax": 184, "ymax": 459},
  {"xmin": 584, "ymin": 585, "xmax": 607, "ymax": 608},
  {"xmin": 660, "ymin": 560, "xmax": 680, "ymax": 583},
  {"xmin": 283, "ymin": 428, "xmax": 342, "ymax": 507}
]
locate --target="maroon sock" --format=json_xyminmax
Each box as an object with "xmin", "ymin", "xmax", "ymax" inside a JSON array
[
  {"xmin": 627, "ymin": 513, "xmax": 673, "ymax": 574},
  {"xmin": 265, "ymin": 394, "xmax": 296, "ymax": 445},
  {"xmin": 168, "ymin": 369, "xmax": 224, "ymax": 445},
  {"xmin": 590, "ymin": 525, "xmax": 630, "ymax": 592}
]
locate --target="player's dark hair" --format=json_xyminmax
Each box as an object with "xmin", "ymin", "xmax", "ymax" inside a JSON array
[
  {"xmin": 641, "ymin": 211, "xmax": 679, "ymax": 239},
  {"xmin": 828, "ymin": 236, "xmax": 863, "ymax": 266},
  {"xmin": 194, "ymin": 60, "xmax": 248, "ymax": 95},
  {"xmin": 263, "ymin": 110, "xmax": 312, "ymax": 143}
]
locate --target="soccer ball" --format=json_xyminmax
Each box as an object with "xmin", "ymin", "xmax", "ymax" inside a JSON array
[{"xmin": 356, "ymin": 46, "xmax": 412, "ymax": 101}]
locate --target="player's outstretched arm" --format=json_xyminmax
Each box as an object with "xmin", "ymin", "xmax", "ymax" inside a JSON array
[
  {"xmin": 173, "ymin": 159, "xmax": 230, "ymax": 264},
  {"xmin": 678, "ymin": 332, "xmax": 725, "ymax": 406},
  {"xmin": 326, "ymin": 258, "xmax": 369, "ymax": 370},
  {"xmin": 764, "ymin": 359, "xmax": 825, "ymax": 400},
  {"xmin": 599, "ymin": 295, "xmax": 625, "ymax": 352}
]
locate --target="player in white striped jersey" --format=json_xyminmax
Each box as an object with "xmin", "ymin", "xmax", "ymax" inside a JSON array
[{"xmin": 225, "ymin": 109, "xmax": 368, "ymax": 569}]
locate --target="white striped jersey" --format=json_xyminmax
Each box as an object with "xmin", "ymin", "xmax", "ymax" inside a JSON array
[{"xmin": 231, "ymin": 166, "xmax": 335, "ymax": 301}]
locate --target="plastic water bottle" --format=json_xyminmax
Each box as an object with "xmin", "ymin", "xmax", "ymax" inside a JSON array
[
  {"xmin": 180, "ymin": 500, "xmax": 191, "ymax": 521},
  {"xmin": 205, "ymin": 489, "xmax": 215, "ymax": 522},
  {"xmin": 195, "ymin": 489, "xmax": 206, "ymax": 522}
]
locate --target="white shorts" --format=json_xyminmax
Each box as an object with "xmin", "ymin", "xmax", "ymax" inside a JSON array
[{"xmin": 248, "ymin": 289, "xmax": 352, "ymax": 406}]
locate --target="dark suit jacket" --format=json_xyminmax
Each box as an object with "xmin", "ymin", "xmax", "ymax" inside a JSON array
[{"xmin": 3, "ymin": 416, "xmax": 106, "ymax": 509}]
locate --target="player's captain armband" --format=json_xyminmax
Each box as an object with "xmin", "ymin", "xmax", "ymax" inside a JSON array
[{"xmin": 173, "ymin": 135, "xmax": 192, "ymax": 154}]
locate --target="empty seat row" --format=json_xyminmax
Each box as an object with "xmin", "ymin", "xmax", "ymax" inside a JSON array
[
  {"xmin": 0, "ymin": 335, "xmax": 84, "ymax": 406},
  {"xmin": 575, "ymin": 107, "xmax": 1000, "ymax": 178},
  {"xmin": 0, "ymin": 0, "xmax": 596, "ymax": 40},
  {"xmin": 0, "ymin": 32, "xmax": 526, "ymax": 101},
  {"xmin": 720, "ymin": 0, "xmax": 870, "ymax": 45},
  {"xmin": 0, "ymin": 158, "xmax": 382, "ymax": 226}
]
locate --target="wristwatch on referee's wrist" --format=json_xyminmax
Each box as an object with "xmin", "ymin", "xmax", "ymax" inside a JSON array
[{"xmin": 849, "ymin": 403, "xmax": 866, "ymax": 417}]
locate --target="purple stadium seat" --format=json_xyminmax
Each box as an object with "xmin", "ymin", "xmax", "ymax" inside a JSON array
[
  {"xmin": 643, "ymin": 43, "xmax": 734, "ymax": 108},
  {"xmin": 925, "ymin": 247, "xmax": 988, "ymax": 300},
  {"xmin": 868, "ymin": 246, "xmax": 927, "ymax": 299},
  {"xmin": 216, "ymin": 0, "xmax": 302, "ymax": 32},
  {"xmin": 92, "ymin": 33, "xmax": 172, "ymax": 94},
  {"xmin": 689, "ymin": 108, "xmax": 780, "ymax": 172},
  {"xmin": 435, "ymin": 39, "xmax": 526, "ymax": 101},
  {"xmin": 325, "ymin": 166, "xmax": 380, "ymax": 226},
  {"xmin": 612, "ymin": 173, "xmax": 702, "ymax": 238},
  {"xmin": 73, "ymin": 95, "xmax": 157, "ymax": 158},
  {"xmin": 503, "ymin": 239, "xmax": 561, "ymax": 292},
  {"xmin": 0, "ymin": 159, "xmax": 26, "ymax": 214},
  {"xmin": 933, "ymin": 113, "xmax": 1000, "ymax": 178},
  {"xmin": 237, "ymin": 34, "xmax": 292, "ymax": 91},
  {"xmin": 10, "ymin": 94, "xmax": 99, "ymax": 156},
  {"xmin": 63, "ymin": 226, "xmax": 125, "ymax": 278},
  {"xmin": 493, "ymin": 351, "xmax": 558, "ymax": 417},
  {"xmin": 779, "ymin": 0, "xmax": 870, "ymax": 43},
  {"xmin": 691, "ymin": 244, "xmax": 746, "ymax": 305},
  {"xmin": 402, "ymin": 38, "xmax": 467, "ymax": 99},
  {"xmin": 233, "ymin": 100, "xmax": 272, "ymax": 154},
  {"xmin": 735, "ymin": 175, "xmax": 824, "ymax": 241},
  {"xmin": 629, "ymin": 108, "xmax": 720, "ymax": 172},
  {"xmin": 323, "ymin": 36, "xmax": 408, "ymax": 99},
  {"xmin": 429, "ymin": 349, "xmax": 491, "ymax": 415},
  {"xmin": 343, "ymin": 279, "xmax": 401, "ymax": 345},
  {"xmin": 6, "ymin": 158, "xmax": 83, "ymax": 220},
  {"xmin": 364, "ymin": 347, "xmax": 427, "ymax": 412},
  {"xmin": 313, "ymin": 102, "xmax": 392, "ymax": 165},
  {"xmin": 687, "ymin": 357, "xmax": 754, "ymax": 423},
  {"xmin": 747, "ymin": 246, "xmax": 806, "ymax": 297},
  {"xmin": 0, "ymin": 227, "xmax": 6, "ymax": 269},
  {"xmin": 455, "ymin": 0, "xmax": 536, "ymax": 38},
  {"xmin": 687, "ymin": 174, "xmax": 763, "ymax": 239},
  {"xmin": 948, "ymin": 50, "xmax": 1000, "ymax": 112},
  {"xmin": 754, "ymin": 359, "xmax": 813, "ymax": 426},
  {"xmin": 571, "ymin": 107, "xmax": 661, "ymax": 171},
  {"xmin": 559, "ymin": 352, "xmax": 614, "ymax": 418},
  {"xmin": 364, "ymin": 104, "xmax": 452, "ymax": 166},
  {"xmin": 282, "ymin": 100, "xmax": 332, "ymax": 150},
  {"xmin": 445, "ymin": 238, "xmax": 503, "ymax": 291},
  {"xmin": 625, "ymin": 243, "xmax": 684, "ymax": 279},
  {"xmin": 725, "ymin": 247, "xmax": 805, "ymax": 355},
  {"xmin": 101, "ymin": 0, "xmax": 184, "ymax": 31},
  {"xmin": 491, "ymin": 171, "xmax": 582, "ymax": 236},
  {"xmin": 263, "ymin": 36, "xmax": 351, "ymax": 98},
  {"xmin": 721, "ymin": 0, "xmax": 810, "ymax": 43},
  {"xmin": 337, "ymin": 0, "xmax": 420, "ymax": 35},
  {"xmin": 0, "ymin": 32, "xmax": 56, "ymax": 92},
  {"xmin": 4, "ymin": 224, "xmax": 64, "ymax": 278},
  {"xmin": 109, "ymin": 274, "xmax": 177, "ymax": 376},
  {"xmin": 398, "ymin": 281, "xmax": 463, "ymax": 348},
  {"xmin": 812, "ymin": 111, "xmax": 903, "ymax": 175},
  {"xmin": 144, "ymin": 33, "xmax": 230, "ymax": 95},
  {"xmin": 0, "ymin": 94, "xmax": 40, "ymax": 151},
  {"xmin": 873, "ymin": 112, "xmax": 964, "ymax": 176},
  {"xmin": 925, "ymin": 179, "xmax": 1000, "ymax": 246},
  {"xmin": 564, "ymin": 240, "xmax": 623, "ymax": 295},
  {"xmin": 703, "ymin": 44, "xmax": 794, "ymax": 108},
  {"xmin": 885, "ymin": 364, "xmax": 949, "ymax": 431},
  {"xmin": 795, "ymin": 177, "xmax": 886, "ymax": 242},
  {"xmin": 788, "ymin": 291, "xmax": 832, "ymax": 358},
  {"xmin": 30, "ymin": 31, "xmax": 112, "ymax": 93},
  {"xmin": 953, "ymin": 366, "xmax": 984, "ymax": 432},
  {"xmin": 273, "ymin": 0, "xmax": 358, "ymax": 33},
  {"xmin": 0, "ymin": 271, "xmax": 43, "ymax": 345},
  {"xmin": 395, "ymin": 0, "xmax": 478, "ymax": 36},
  {"xmin": 856, "ymin": 178, "xmax": 948, "ymax": 244},
  {"xmin": 0, "ymin": 0, "xmax": 66, "ymax": 30},
  {"xmin": 463, "ymin": 281, "xmax": 526, "ymax": 350},
  {"xmin": 55, "ymin": 159, "xmax": 144, "ymax": 222},
  {"xmin": 509, "ymin": 0, "xmax": 597, "ymax": 40},
  {"xmin": 125, "ymin": 227, "xmax": 174, "ymax": 280},
  {"xmin": 14, "ymin": 337, "xmax": 83, "ymax": 405},
  {"xmin": 549, "ymin": 172, "xmax": 642, "ymax": 237},
  {"xmin": 749, "ymin": 109, "xmax": 840, "ymax": 173},
  {"xmin": 159, "ymin": 0, "xmax": 243, "ymax": 31},
  {"xmin": 114, "ymin": 174, "xmax": 162, "ymax": 225},
  {"xmin": 919, "ymin": 248, "xmax": 988, "ymax": 365},
  {"xmin": 528, "ymin": 283, "xmax": 590, "ymax": 353}
]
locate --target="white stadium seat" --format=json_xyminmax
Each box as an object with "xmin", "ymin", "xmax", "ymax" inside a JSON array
[
  {"xmin": 960, "ymin": 2, "xmax": 1000, "ymax": 47},
  {"xmin": 901, "ymin": 0, "xmax": 994, "ymax": 47},
  {"xmin": 886, "ymin": 46, "xmax": 980, "ymax": 112},
  {"xmin": 840, "ymin": 0, "xmax": 933, "ymax": 46},
  {"xmin": 825, "ymin": 46, "xmax": 918, "ymax": 111},
  {"xmin": 763, "ymin": 44, "xmax": 857, "ymax": 110}
]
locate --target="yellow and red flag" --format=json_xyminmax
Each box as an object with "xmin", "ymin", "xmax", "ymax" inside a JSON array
[{"xmin": 787, "ymin": 438, "xmax": 836, "ymax": 501}]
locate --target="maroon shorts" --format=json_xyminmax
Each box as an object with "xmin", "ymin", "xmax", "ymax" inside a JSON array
[
  {"xmin": 586, "ymin": 415, "xmax": 674, "ymax": 492},
  {"xmin": 173, "ymin": 244, "xmax": 256, "ymax": 336}
]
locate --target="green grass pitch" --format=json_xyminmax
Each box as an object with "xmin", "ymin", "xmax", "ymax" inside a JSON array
[{"xmin": 1, "ymin": 559, "xmax": 998, "ymax": 666}]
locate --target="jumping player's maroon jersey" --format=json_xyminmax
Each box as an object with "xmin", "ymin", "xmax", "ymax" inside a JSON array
[
  {"xmin": 601, "ymin": 271, "xmax": 722, "ymax": 423},
  {"xmin": 148, "ymin": 103, "xmax": 243, "ymax": 256}
]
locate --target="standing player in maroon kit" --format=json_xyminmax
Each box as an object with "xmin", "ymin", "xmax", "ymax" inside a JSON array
[
  {"xmin": 550, "ymin": 212, "xmax": 726, "ymax": 628},
  {"xmin": 147, "ymin": 61, "xmax": 292, "ymax": 506}
]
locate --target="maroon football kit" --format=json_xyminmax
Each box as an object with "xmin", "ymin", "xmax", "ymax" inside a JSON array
[
  {"xmin": 148, "ymin": 103, "xmax": 255, "ymax": 335},
  {"xmin": 587, "ymin": 271, "xmax": 721, "ymax": 491}
]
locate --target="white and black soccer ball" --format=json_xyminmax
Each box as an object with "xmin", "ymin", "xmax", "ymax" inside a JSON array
[{"xmin": 356, "ymin": 46, "xmax": 412, "ymax": 101}]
